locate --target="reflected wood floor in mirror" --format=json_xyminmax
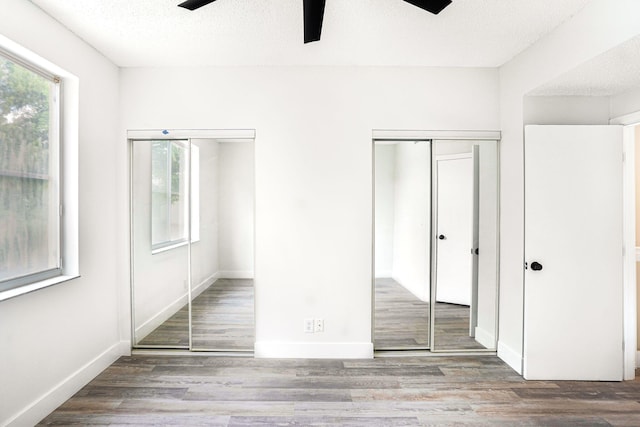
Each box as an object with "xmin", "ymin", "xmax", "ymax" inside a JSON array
[
  {"xmin": 138, "ymin": 279, "xmax": 254, "ymax": 350},
  {"xmin": 375, "ymin": 278, "xmax": 487, "ymax": 351},
  {"xmin": 433, "ymin": 302, "xmax": 486, "ymax": 351},
  {"xmin": 375, "ymin": 278, "xmax": 429, "ymax": 348},
  {"xmin": 39, "ymin": 355, "xmax": 640, "ymax": 426}
]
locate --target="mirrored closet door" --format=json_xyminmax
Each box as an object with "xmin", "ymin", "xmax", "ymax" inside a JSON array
[
  {"xmin": 373, "ymin": 137, "xmax": 499, "ymax": 352},
  {"xmin": 131, "ymin": 133, "xmax": 255, "ymax": 352},
  {"xmin": 431, "ymin": 140, "xmax": 499, "ymax": 352},
  {"xmin": 132, "ymin": 139, "xmax": 191, "ymax": 348},
  {"xmin": 374, "ymin": 141, "xmax": 432, "ymax": 350}
]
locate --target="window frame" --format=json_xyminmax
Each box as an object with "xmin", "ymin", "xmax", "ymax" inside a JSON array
[
  {"xmin": 0, "ymin": 35, "xmax": 79, "ymax": 302},
  {"xmin": 150, "ymin": 139, "xmax": 190, "ymax": 253}
]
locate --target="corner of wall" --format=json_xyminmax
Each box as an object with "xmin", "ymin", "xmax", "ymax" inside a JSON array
[
  {"xmin": 497, "ymin": 341, "xmax": 523, "ymax": 375},
  {"xmin": 5, "ymin": 342, "xmax": 126, "ymax": 427}
]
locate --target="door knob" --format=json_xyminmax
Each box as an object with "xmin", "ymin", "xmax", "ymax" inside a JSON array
[
  {"xmin": 438, "ymin": 234, "xmax": 446, "ymax": 240},
  {"xmin": 530, "ymin": 261, "xmax": 543, "ymax": 271}
]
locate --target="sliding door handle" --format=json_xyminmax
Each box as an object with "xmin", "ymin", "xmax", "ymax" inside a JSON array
[{"xmin": 530, "ymin": 261, "xmax": 543, "ymax": 271}]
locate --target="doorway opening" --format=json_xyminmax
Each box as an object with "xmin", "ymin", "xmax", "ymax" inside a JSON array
[
  {"xmin": 129, "ymin": 130, "xmax": 255, "ymax": 353},
  {"xmin": 372, "ymin": 131, "xmax": 500, "ymax": 354}
]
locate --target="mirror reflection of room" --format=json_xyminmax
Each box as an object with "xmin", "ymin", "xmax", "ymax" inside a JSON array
[
  {"xmin": 131, "ymin": 138, "xmax": 255, "ymax": 351},
  {"xmin": 374, "ymin": 141, "xmax": 431, "ymax": 350},
  {"xmin": 432, "ymin": 140, "xmax": 498, "ymax": 351},
  {"xmin": 373, "ymin": 138, "xmax": 498, "ymax": 352}
]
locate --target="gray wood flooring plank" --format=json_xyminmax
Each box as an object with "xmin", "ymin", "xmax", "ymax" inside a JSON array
[
  {"xmin": 39, "ymin": 357, "xmax": 640, "ymax": 426},
  {"xmin": 138, "ymin": 279, "xmax": 254, "ymax": 350}
]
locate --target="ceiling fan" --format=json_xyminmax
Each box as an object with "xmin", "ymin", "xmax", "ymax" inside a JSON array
[{"xmin": 177, "ymin": 0, "xmax": 452, "ymax": 43}]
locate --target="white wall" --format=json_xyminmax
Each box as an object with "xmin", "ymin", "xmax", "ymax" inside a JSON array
[
  {"xmin": 191, "ymin": 140, "xmax": 221, "ymax": 288},
  {"xmin": 498, "ymin": 0, "xmax": 640, "ymax": 373},
  {"xmin": 374, "ymin": 144, "xmax": 396, "ymax": 277},
  {"xmin": 120, "ymin": 66, "xmax": 499, "ymax": 358},
  {"xmin": 391, "ymin": 143, "xmax": 431, "ymax": 302},
  {"xmin": 218, "ymin": 141, "xmax": 255, "ymax": 278},
  {"xmin": 0, "ymin": 1, "xmax": 122, "ymax": 425},
  {"xmin": 611, "ymin": 88, "xmax": 640, "ymax": 120},
  {"xmin": 524, "ymin": 96, "xmax": 611, "ymax": 125}
]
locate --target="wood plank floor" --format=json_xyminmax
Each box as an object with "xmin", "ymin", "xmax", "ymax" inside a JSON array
[
  {"xmin": 140, "ymin": 277, "xmax": 485, "ymax": 352},
  {"xmin": 139, "ymin": 279, "xmax": 254, "ymax": 350},
  {"xmin": 375, "ymin": 278, "xmax": 429, "ymax": 349},
  {"xmin": 375, "ymin": 278, "xmax": 486, "ymax": 351},
  {"xmin": 40, "ymin": 355, "xmax": 640, "ymax": 426}
]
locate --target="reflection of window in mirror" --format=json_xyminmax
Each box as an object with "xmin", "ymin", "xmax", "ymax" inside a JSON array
[{"xmin": 151, "ymin": 141, "xmax": 199, "ymax": 252}]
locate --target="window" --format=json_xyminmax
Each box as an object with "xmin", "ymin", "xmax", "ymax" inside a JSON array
[
  {"xmin": 151, "ymin": 140, "xmax": 189, "ymax": 252},
  {"xmin": 0, "ymin": 50, "xmax": 62, "ymax": 292}
]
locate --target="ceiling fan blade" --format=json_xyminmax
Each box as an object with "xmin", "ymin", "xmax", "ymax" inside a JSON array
[
  {"xmin": 178, "ymin": 0, "xmax": 217, "ymax": 11},
  {"xmin": 304, "ymin": 0, "xmax": 326, "ymax": 43},
  {"xmin": 402, "ymin": 0, "xmax": 452, "ymax": 15}
]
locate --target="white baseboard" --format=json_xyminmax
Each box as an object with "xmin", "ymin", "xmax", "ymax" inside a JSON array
[
  {"xmin": 135, "ymin": 292, "xmax": 188, "ymax": 340},
  {"xmin": 135, "ymin": 273, "xmax": 218, "ymax": 341},
  {"xmin": 474, "ymin": 326, "xmax": 495, "ymax": 349},
  {"xmin": 218, "ymin": 270, "xmax": 254, "ymax": 279},
  {"xmin": 255, "ymin": 341, "xmax": 374, "ymax": 359},
  {"xmin": 5, "ymin": 340, "xmax": 126, "ymax": 427},
  {"xmin": 375, "ymin": 271, "xmax": 392, "ymax": 278},
  {"xmin": 192, "ymin": 272, "xmax": 219, "ymax": 299},
  {"xmin": 497, "ymin": 341, "xmax": 522, "ymax": 375}
]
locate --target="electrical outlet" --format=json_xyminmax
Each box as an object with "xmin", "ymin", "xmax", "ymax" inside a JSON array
[
  {"xmin": 314, "ymin": 318, "xmax": 324, "ymax": 333},
  {"xmin": 304, "ymin": 318, "xmax": 314, "ymax": 333}
]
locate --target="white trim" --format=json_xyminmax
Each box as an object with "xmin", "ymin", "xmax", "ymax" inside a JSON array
[
  {"xmin": 127, "ymin": 129, "xmax": 256, "ymax": 140},
  {"xmin": 4, "ymin": 341, "xmax": 125, "ymax": 427},
  {"xmin": 0, "ymin": 34, "xmax": 80, "ymax": 301},
  {"xmin": 497, "ymin": 341, "xmax": 523, "ymax": 375},
  {"xmin": 435, "ymin": 153, "xmax": 474, "ymax": 161},
  {"xmin": 254, "ymin": 341, "xmax": 374, "ymax": 359},
  {"xmin": 636, "ymin": 247, "xmax": 640, "ymax": 262},
  {"xmin": 134, "ymin": 273, "xmax": 218, "ymax": 341},
  {"xmin": 0, "ymin": 34, "xmax": 73, "ymax": 81},
  {"xmin": 119, "ymin": 340, "xmax": 132, "ymax": 357},
  {"xmin": 135, "ymin": 292, "xmax": 189, "ymax": 341},
  {"xmin": 474, "ymin": 327, "xmax": 496, "ymax": 349},
  {"xmin": 0, "ymin": 274, "xmax": 79, "ymax": 302},
  {"xmin": 623, "ymin": 126, "xmax": 638, "ymax": 380},
  {"xmin": 610, "ymin": 111, "xmax": 640, "ymax": 126},
  {"xmin": 637, "ymin": 351, "xmax": 640, "ymax": 368},
  {"xmin": 218, "ymin": 270, "xmax": 254, "ymax": 279},
  {"xmin": 193, "ymin": 272, "xmax": 219, "ymax": 299},
  {"xmin": 151, "ymin": 239, "xmax": 189, "ymax": 255},
  {"xmin": 372, "ymin": 129, "xmax": 501, "ymax": 141}
]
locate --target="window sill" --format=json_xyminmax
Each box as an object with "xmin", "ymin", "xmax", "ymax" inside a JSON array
[
  {"xmin": 151, "ymin": 238, "xmax": 200, "ymax": 255},
  {"xmin": 0, "ymin": 274, "xmax": 80, "ymax": 302},
  {"xmin": 152, "ymin": 240, "xmax": 188, "ymax": 255}
]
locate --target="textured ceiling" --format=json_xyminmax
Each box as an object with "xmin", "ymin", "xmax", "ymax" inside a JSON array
[
  {"xmin": 29, "ymin": 0, "xmax": 591, "ymax": 67},
  {"xmin": 529, "ymin": 35, "xmax": 640, "ymax": 97}
]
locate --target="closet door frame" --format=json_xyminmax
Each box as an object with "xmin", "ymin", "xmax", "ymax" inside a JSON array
[
  {"xmin": 371, "ymin": 129, "xmax": 501, "ymax": 355},
  {"xmin": 128, "ymin": 129, "xmax": 256, "ymax": 351}
]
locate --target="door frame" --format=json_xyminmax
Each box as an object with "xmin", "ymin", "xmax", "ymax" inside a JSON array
[
  {"xmin": 610, "ymin": 112, "xmax": 640, "ymax": 380},
  {"xmin": 432, "ymin": 152, "xmax": 475, "ymax": 306},
  {"xmin": 371, "ymin": 129, "xmax": 501, "ymax": 354},
  {"xmin": 127, "ymin": 128, "xmax": 257, "ymax": 352}
]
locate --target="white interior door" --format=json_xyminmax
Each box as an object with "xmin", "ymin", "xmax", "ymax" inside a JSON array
[
  {"xmin": 435, "ymin": 154, "xmax": 473, "ymax": 306},
  {"xmin": 524, "ymin": 125, "xmax": 624, "ymax": 381}
]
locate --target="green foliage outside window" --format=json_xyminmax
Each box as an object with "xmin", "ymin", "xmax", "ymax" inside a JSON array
[{"xmin": 0, "ymin": 55, "xmax": 56, "ymax": 282}]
